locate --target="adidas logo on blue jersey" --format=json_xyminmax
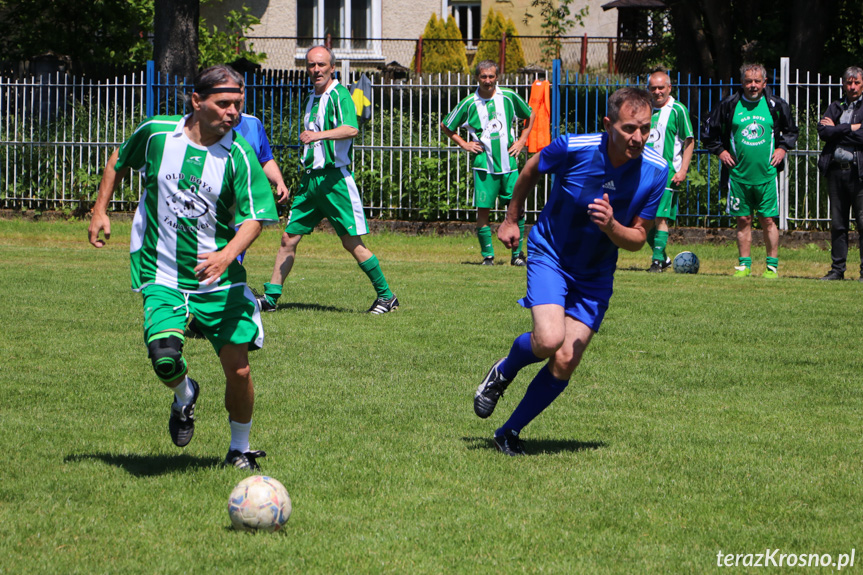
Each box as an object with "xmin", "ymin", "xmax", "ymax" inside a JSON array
[{"xmin": 602, "ymin": 180, "xmax": 616, "ymax": 190}]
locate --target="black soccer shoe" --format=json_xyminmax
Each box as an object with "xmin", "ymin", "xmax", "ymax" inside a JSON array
[
  {"xmin": 494, "ymin": 429, "xmax": 526, "ymax": 456},
  {"xmin": 367, "ymin": 295, "xmax": 399, "ymax": 314},
  {"xmin": 481, "ymin": 256, "xmax": 495, "ymax": 266},
  {"xmin": 511, "ymin": 252, "xmax": 528, "ymax": 267},
  {"xmin": 474, "ymin": 358, "xmax": 511, "ymax": 418},
  {"xmin": 256, "ymin": 294, "xmax": 276, "ymax": 312},
  {"xmin": 168, "ymin": 378, "xmax": 199, "ymax": 448},
  {"xmin": 224, "ymin": 449, "xmax": 267, "ymax": 471},
  {"xmin": 660, "ymin": 256, "xmax": 672, "ymax": 270},
  {"xmin": 647, "ymin": 260, "xmax": 664, "ymax": 273}
]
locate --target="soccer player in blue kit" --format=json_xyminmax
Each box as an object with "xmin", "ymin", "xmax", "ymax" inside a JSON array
[{"xmin": 473, "ymin": 88, "xmax": 668, "ymax": 456}]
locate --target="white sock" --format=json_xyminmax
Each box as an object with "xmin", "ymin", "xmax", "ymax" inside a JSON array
[
  {"xmin": 229, "ymin": 419, "xmax": 252, "ymax": 453},
  {"xmin": 169, "ymin": 376, "xmax": 194, "ymax": 406}
]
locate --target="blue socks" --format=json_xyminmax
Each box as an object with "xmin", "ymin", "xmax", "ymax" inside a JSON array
[
  {"xmin": 500, "ymin": 332, "xmax": 542, "ymax": 380},
  {"xmin": 498, "ymin": 365, "xmax": 569, "ymax": 435}
]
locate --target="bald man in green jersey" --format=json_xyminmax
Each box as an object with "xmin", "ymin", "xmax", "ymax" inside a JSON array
[{"xmin": 645, "ymin": 67, "xmax": 694, "ymax": 272}]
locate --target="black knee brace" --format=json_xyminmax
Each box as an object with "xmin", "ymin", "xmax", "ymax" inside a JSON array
[{"xmin": 147, "ymin": 335, "xmax": 187, "ymax": 383}]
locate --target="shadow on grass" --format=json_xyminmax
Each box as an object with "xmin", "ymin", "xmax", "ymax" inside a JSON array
[
  {"xmin": 461, "ymin": 436, "xmax": 606, "ymax": 455},
  {"xmin": 277, "ymin": 302, "xmax": 349, "ymax": 313},
  {"xmin": 64, "ymin": 452, "xmax": 222, "ymax": 476}
]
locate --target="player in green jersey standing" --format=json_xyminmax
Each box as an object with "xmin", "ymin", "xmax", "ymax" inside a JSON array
[
  {"xmin": 442, "ymin": 60, "xmax": 536, "ymax": 266},
  {"xmin": 257, "ymin": 45, "xmax": 398, "ymax": 314},
  {"xmin": 703, "ymin": 63, "xmax": 798, "ymax": 278},
  {"xmin": 645, "ymin": 67, "xmax": 694, "ymax": 272},
  {"xmin": 88, "ymin": 65, "xmax": 279, "ymax": 471}
]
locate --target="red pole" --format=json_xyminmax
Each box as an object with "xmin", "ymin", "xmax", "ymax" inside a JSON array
[
  {"xmin": 580, "ymin": 34, "xmax": 587, "ymax": 74},
  {"xmin": 499, "ymin": 32, "xmax": 507, "ymax": 74},
  {"xmin": 415, "ymin": 36, "xmax": 423, "ymax": 75}
]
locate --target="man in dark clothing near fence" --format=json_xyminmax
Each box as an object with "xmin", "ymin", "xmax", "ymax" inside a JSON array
[{"xmin": 817, "ymin": 66, "xmax": 863, "ymax": 281}]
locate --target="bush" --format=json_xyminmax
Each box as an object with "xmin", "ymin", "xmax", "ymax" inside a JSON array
[
  {"xmin": 475, "ymin": 9, "xmax": 525, "ymax": 74},
  {"xmin": 412, "ymin": 14, "xmax": 468, "ymax": 74}
]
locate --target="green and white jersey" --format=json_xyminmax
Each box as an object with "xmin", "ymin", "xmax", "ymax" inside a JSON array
[
  {"xmin": 301, "ymin": 80, "xmax": 359, "ymax": 170},
  {"xmin": 647, "ymin": 96, "xmax": 693, "ymax": 181},
  {"xmin": 729, "ymin": 96, "xmax": 776, "ymax": 184},
  {"xmin": 116, "ymin": 115, "xmax": 279, "ymax": 294},
  {"xmin": 442, "ymin": 87, "xmax": 532, "ymax": 174}
]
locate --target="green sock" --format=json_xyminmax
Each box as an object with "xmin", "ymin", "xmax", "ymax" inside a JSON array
[
  {"xmin": 477, "ymin": 226, "xmax": 494, "ymax": 259},
  {"xmin": 652, "ymin": 230, "xmax": 668, "ymax": 262},
  {"xmin": 263, "ymin": 282, "xmax": 282, "ymax": 306},
  {"xmin": 511, "ymin": 217, "xmax": 526, "ymax": 258},
  {"xmin": 646, "ymin": 227, "xmax": 657, "ymax": 251},
  {"xmin": 358, "ymin": 255, "xmax": 393, "ymax": 300},
  {"xmin": 766, "ymin": 256, "xmax": 778, "ymax": 271},
  {"xmin": 738, "ymin": 257, "xmax": 752, "ymax": 268}
]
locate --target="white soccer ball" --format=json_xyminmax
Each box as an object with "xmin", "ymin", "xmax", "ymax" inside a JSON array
[
  {"xmin": 672, "ymin": 251, "xmax": 700, "ymax": 274},
  {"xmin": 228, "ymin": 475, "xmax": 292, "ymax": 532}
]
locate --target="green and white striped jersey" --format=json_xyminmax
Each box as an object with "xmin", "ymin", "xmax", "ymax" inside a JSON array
[
  {"xmin": 442, "ymin": 87, "xmax": 533, "ymax": 174},
  {"xmin": 115, "ymin": 115, "xmax": 278, "ymax": 294},
  {"xmin": 647, "ymin": 96, "xmax": 694, "ymax": 178},
  {"xmin": 301, "ymin": 80, "xmax": 359, "ymax": 170}
]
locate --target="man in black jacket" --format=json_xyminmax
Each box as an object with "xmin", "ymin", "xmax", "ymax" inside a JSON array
[
  {"xmin": 702, "ymin": 63, "xmax": 798, "ymax": 278},
  {"xmin": 817, "ymin": 66, "xmax": 863, "ymax": 281}
]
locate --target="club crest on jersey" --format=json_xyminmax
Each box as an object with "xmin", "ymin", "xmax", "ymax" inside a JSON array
[
  {"xmin": 486, "ymin": 118, "xmax": 504, "ymax": 136},
  {"xmin": 648, "ymin": 127, "xmax": 661, "ymax": 145},
  {"xmin": 741, "ymin": 122, "xmax": 765, "ymax": 141},
  {"xmin": 166, "ymin": 189, "xmax": 209, "ymax": 219}
]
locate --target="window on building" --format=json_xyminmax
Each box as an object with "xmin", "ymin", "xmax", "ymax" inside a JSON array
[
  {"xmin": 297, "ymin": 0, "xmax": 378, "ymax": 52},
  {"xmin": 450, "ymin": 2, "xmax": 481, "ymax": 48}
]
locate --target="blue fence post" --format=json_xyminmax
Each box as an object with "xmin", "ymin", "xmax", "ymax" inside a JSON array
[
  {"xmin": 146, "ymin": 60, "xmax": 154, "ymax": 118},
  {"xmin": 552, "ymin": 59, "xmax": 561, "ymax": 139}
]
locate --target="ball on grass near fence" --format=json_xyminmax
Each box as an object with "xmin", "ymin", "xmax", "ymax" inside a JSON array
[
  {"xmin": 228, "ymin": 475, "xmax": 292, "ymax": 532},
  {"xmin": 673, "ymin": 251, "xmax": 700, "ymax": 274}
]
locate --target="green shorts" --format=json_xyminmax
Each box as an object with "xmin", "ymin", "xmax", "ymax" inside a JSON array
[
  {"xmin": 473, "ymin": 170, "xmax": 517, "ymax": 209},
  {"xmin": 728, "ymin": 178, "xmax": 778, "ymax": 218},
  {"xmin": 654, "ymin": 187, "xmax": 679, "ymax": 221},
  {"xmin": 142, "ymin": 284, "xmax": 264, "ymax": 354},
  {"xmin": 286, "ymin": 167, "xmax": 369, "ymax": 236}
]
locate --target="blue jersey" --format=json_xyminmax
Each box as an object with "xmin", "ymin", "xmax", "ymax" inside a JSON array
[
  {"xmin": 529, "ymin": 133, "xmax": 667, "ymax": 283},
  {"xmin": 234, "ymin": 114, "xmax": 274, "ymax": 164}
]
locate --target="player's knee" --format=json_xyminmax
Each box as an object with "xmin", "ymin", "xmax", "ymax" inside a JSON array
[
  {"xmin": 147, "ymin": 335, "xmax": 187, "ymax": 383},
  {"xmin": 531, "ymin": 331, "xmax": 564, "ymax": 358}
]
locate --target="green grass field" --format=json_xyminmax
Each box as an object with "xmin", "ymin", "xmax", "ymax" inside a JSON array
[{"xmin": 1, "ymin": 219, "xmax": 861, "ymax": 574}]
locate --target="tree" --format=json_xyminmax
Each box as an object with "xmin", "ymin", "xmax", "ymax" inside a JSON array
[
  {"xmin": 199, "ymin": 5, "xmax": 266, "ymax": 68},
  {"xmin": 0, "ymin": 0, "xmax": 153, "ymax": 72},
  {"xmin": 665, "ymin": 0, "xmax": 863, "ymax": 80},
  {"xmin": 412, "ymin": 13, "xmax": 468, "ymax": 74},
  {"xmin": 523, "ymin": 0, "xmax": 587, "ymax": 68},
  {"xmin": 475, "ymin": 9, "xmax": 526, "ymax": 74},
  {"xmin": 154, "ymin": 0, "xmax": 199, "ymax": 79}
]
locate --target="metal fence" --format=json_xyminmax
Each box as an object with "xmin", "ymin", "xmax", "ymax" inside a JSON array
[
  {"xmin": 0, "ymin": 58, "xmax": 843, "ymax": 229},
  {"xmin": 247, "ymin": 36, "xmax": 660, "ymax": 75}
]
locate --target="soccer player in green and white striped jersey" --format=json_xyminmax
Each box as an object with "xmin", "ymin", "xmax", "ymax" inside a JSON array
[
  {"xmin": 442, "ymin": 60, "xmax": 536, "ymax": 266},
  {"xmin": 645, "ymin": 67, "xmax": 694, "ymax": 272},
  {"xmin": 88, "ymin": 65, "xmax": 279, "ymax": 471},
  {"xmin": 258, "ymin": 45, "xmax": 398, "ymax": 314}
]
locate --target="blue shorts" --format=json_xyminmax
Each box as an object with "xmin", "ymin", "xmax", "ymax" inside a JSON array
[{"xmin": 518, "ymin": 256, "xmax": 613, "ymax": 332}]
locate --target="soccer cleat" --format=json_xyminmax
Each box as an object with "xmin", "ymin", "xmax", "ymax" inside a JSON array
[
  {"xmin": 762, "ymin": 266, "xmax": 778, "ymax": 279},
  {"xmin": 493, "ymin": 429, "xmax": 526, "ymax": 456},
  {"xmin": 481, "ymin": 256, "xmax": 495, "ymax": 266},
  {"xmin": 224, "ymin": 449, "xmax": 267, "ymax": 471},
  {"xmin": 660, "ymin": 256, "xmax": 672, "ymax": 270},
  {"xmin": 820, "ymin": 271, "xmax": 844, "ymax": 280},
  {"xmin": 255, "ymin": 293, "xmax": 276, "ymax": 312},
  {"xmin": 367, "ymin": 294, "xmax": 399, "ymax": 314},
  {"xmin": 474, "ymin": 358, "xmax": 511, "ymax": 418},
  {"xmin": 510, "ymin": 252, "xmax": 527, "ymax": 267},
  {"xmin": 647, "ymin": 260, "xmax": 664, "ymax": 273},
  {"xmin": 168, "ymin": 378, "xmax": 199, "ymax": 448},
  {"xmin": 733, "ymin": 266, "xmax": 751, "ymax": 278}
]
